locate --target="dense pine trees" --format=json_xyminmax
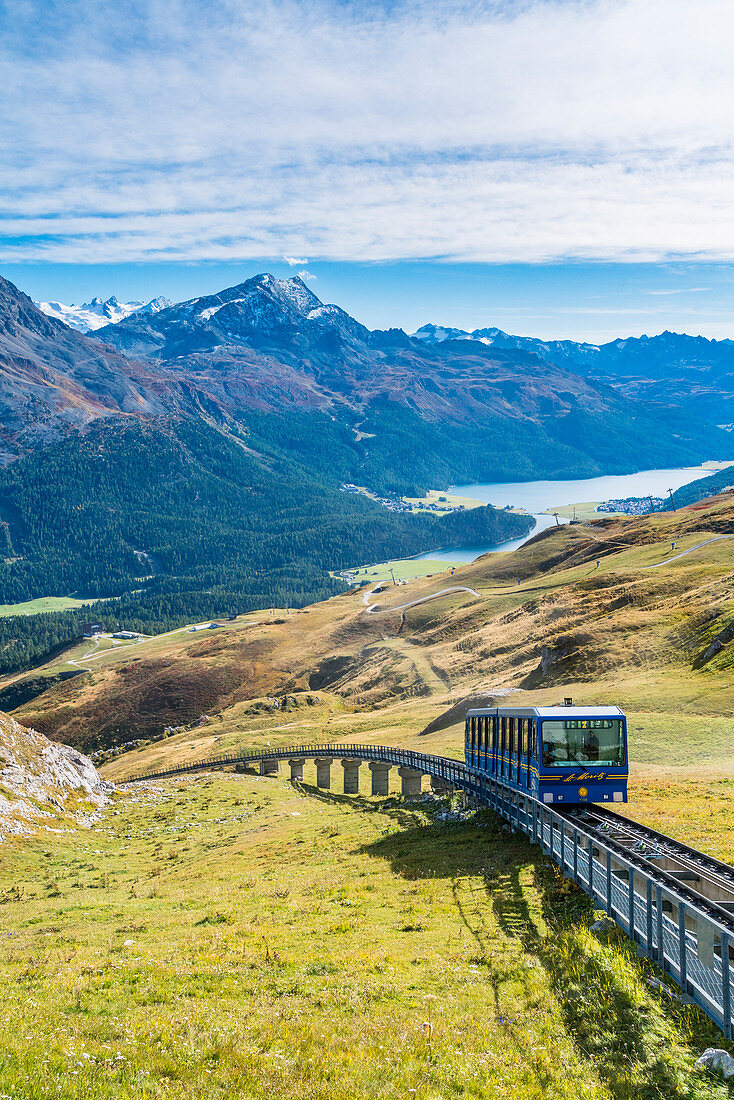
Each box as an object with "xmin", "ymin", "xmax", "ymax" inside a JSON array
[{"xmin": 0, "ymin": 417, "xmax": 532, "ymax": 672}]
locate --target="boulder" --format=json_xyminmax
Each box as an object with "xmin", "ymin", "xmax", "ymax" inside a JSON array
[
  {"xmin": 0, "ymin": 711, "xmax": 113, "ymax": 840},
  {"xmin": 695, "ymin": 1049, "xmax": 734, "ymax": 1079},
  {"xmin": 590, "ymin": 916, "xmax": 617, "ymax": 934}
]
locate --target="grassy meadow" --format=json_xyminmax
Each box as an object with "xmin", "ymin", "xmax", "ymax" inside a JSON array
[
  {"xmin": 0, "ymin": 772, "xmax": 731, "ymax": 1100},
  {"xmin": 0, "ymin": 595, "xmax": 96, "ymax": 617},
  {"xmin": 336, "ymin": 558, "xmax": 463, "ymax": 584}
]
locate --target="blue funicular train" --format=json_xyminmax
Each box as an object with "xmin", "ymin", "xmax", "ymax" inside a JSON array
[{"xmin": 464, "ymin": 699, "xmax": 628, "ymax": 805}]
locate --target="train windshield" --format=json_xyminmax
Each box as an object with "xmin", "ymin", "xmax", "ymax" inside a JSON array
[{"xmin": 540, "ymin": 718, "xmax": 625, "ymax": 768}]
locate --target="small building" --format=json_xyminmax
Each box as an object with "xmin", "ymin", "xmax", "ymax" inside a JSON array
[{"xmin": 82, "ymin": 622, "xmax": 103, "ymax": 638}]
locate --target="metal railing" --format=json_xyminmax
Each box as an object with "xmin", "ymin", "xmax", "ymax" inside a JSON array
[{"xmin": 129, "ymin": 742, "xmax": 733, "ymax": 1037}]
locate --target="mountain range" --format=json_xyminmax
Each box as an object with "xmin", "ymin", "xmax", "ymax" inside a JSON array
[
  {"xmin": 412, "ymin": 323, "xmax": 734, "ymax": 425},
  {"xmin": 43, "ymin": 278, "xmax": 734, "ymax": 428},
  {"xmin": 0, "ymin": 268, "xmax": 732, "ymax": 669},
  {"xmin": 36, "ymin": 294, "xmax": 172, "ymax": 333}
]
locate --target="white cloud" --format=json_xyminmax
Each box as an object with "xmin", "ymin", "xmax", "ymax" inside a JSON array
[
  {"xmin": 644, "ymin": 287, "xmax": 712, "ymax": 296},
  {"xmin": 2, "ymin": 0, "xmax": 734, "ymax": 264},
  {"xmin": 284, "ymin": 256, "xmax": 309, "ymax": 266},
  {"xmin": 297, "ymin": 269, "xmax": 316, "ymax": 280}
]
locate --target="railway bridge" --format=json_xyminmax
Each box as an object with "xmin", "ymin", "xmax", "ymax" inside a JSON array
[{"xmin": 131, "ymin": 742, "xmax": 734, "ymax": 1040}]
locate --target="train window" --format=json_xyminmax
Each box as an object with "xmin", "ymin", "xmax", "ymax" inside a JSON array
[
  {"xmin": 489, "ymin": 717, "xmax": 495, "ymax": 750},
  {"xmin": 541, "ymin": 718, "xmax": 625, "ymax": 767},
  {"xmin": 517, "ymin": 719, "xmax": 524, "ymax": 757}
]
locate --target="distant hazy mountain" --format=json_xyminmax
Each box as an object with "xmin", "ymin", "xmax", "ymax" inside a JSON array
[
  {"xmin": 412, "ymin": 323, "xmax": 734, "ymax": 424},
  {"xmin": 412, "ymin": 322, "xmax": 601, "ymax": 370},
  {"xmin": 36, "ymin": 295, "xmax": 172, "ymax": 334}
]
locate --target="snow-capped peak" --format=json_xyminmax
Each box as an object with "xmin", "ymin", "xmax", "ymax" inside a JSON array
[{"xmin": 35, "ymin": 294, "xmax": 173, "ymax": 334}]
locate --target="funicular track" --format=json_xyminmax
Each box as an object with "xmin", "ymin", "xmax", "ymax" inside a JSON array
[
  {"xmin": 130, "ymin": 742, "xmax": 734, "ymax": 1037},
  {"xmin": 571, "ymin": 805, "xmax": 734, "ymax": 924}
]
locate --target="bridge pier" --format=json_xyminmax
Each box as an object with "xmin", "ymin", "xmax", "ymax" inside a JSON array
[
  {"xmin": 314, "ymin": 757, "xmax": 334, "ymax": 789},
  {"xmin": 260, "ymin": 758, "xmax": 279, "ymax": 776},
  {"xmin": 369, "ymin": 761, "xmax": 391, "ymax": 796},
  {"xmin": 341, "ymin": 758, "xmax": 361, "ymax": 794},
  {"xmin": 431, "ymin": 775, "xmax": 452, "ymax": 796},
  {"xmin": 288, "ymin": 758, "xmax": 305, "ymax": 782},
  {"xmin": 398, "ymin": 767, "xmax": 423, "ymax": 798}
]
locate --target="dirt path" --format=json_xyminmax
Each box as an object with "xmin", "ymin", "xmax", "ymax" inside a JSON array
[{"xmin": 370, "ymin": 637, "xmax": 449, "ymax": 693}]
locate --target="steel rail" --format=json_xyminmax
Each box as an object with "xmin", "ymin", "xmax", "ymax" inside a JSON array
[
  {"xmin": 577, "ymin": 804, "xmax": 734, "ymax": 891},
  {"xmin": 127, "ymin": 741, "xmax": 734, "ymax": 1038},
  {"xmin": 561, "ymin": 808, "xmax": 734, "ymax": 930}
]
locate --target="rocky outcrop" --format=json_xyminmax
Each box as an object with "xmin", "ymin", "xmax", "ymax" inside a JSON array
[
  {"xmin": 0, "ymin": 711, "xmax": 113, "ymax": 840},
  {"xmin": 692, "ymin": 620, "xmax": 734, "ymax": 668},
  {"xmin": 520, "ymin": 633, "xmax": 595, "ymax": 688}
]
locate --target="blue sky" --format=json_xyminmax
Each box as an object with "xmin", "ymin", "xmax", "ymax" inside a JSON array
[{"xmin": 3, "ymin": 0, "xmax": 734, "ymax": 341}]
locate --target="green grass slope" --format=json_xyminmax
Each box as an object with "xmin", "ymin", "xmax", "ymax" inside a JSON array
[{"xmin": 0, "ymin": 772, "xmax": 729, "ymax": 1099}]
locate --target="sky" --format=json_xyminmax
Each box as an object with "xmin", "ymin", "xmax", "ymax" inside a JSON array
[{"xmin": 3, "ymin": 0, "xmax": 734, "ymax": 341}]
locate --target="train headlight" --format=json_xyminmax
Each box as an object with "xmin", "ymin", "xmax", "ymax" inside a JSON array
[{"xmin": 578, "ymin": 786, "xmax": 588, "ymax": 797}]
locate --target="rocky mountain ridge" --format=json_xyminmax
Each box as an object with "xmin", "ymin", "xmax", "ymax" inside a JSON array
[
  {"xmin": 2, "ymin": 269, "xmax": 731, "ymax": 483},
  {"xmin": 36, "ymin": 294, "xmax": 172, "ymax": 333},
  {"xmin": 0, "ymin": 276, "xmax": 192, "ymax": 459},
  {"xmin": 95, "ymin": 273, "xmax": 723, "ymax": 437}
]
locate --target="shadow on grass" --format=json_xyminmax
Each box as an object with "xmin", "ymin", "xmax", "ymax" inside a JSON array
[
  {"xmin": 294, "ymin": 783, "xmax": 435, "ymax": 831},
  {"xmin": 352, "ymin": 807, "xmax": 729, "ymax": 1100}
]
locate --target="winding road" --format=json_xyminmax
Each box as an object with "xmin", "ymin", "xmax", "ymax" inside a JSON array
[
  {"xmin": 645, "ymin": 534, "xmax": 734, "ymax": 568},
  {"xmin": 363, "ymin": 584, "xmax": 482, "ymax": 615}
]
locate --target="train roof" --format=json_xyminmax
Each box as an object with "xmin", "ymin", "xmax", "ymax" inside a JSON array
[{"xmin": 466, "ymin": 705, "xmax": 625, "ymax": 718}]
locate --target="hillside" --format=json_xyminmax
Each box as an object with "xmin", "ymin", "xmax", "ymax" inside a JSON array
[
  {"xmin": 0, "ymin": 416, "xmax": 530, "ymax": 645},
  {"xmin": 3, "ymin": 764, "xmax": 727, "ymax": 1100},
  {"xmin": 0, "ymin": 276, "xmax": 174, "ymax": 462},
  {"xmin": 3, "ymin": 493, "xmax": 730, "ymax": 860}
]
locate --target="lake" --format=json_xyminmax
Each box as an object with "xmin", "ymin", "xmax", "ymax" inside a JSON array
[{"xmin": 414, "ymin": 463, "xmax": 731, "ymax": 563}]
